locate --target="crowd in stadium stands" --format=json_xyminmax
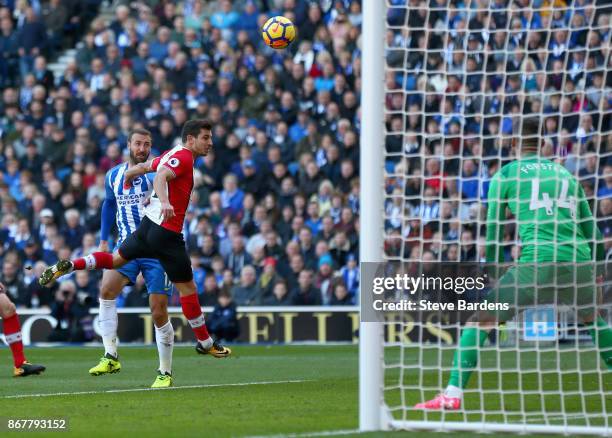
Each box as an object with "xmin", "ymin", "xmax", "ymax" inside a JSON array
[
  {"xmin": 0, "ymin": 0, "xmax": 364, "ymax": 319},
  {"xmin": 383, "ymin": 0, "xmax": 611, "ymax": 264},
  {"xmin": 0, "ymin": 0, "xmax": 609, "ymax": 322}
]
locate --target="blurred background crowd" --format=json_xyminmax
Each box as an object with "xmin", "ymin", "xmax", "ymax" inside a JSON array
[
  {"xmin": 383, "ymin": 0, "xmax": 611, "ymax": 264},
  {"xmin": 0, "ymin": 0, "xmax": 362, "ymax": 329},
  {"xmin": 0, "ymin": 0, "xmax": 610, "ymax": 339}
]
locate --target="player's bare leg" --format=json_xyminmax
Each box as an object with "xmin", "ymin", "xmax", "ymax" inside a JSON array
[
  {"xmin": 89, "ymin": 270, "xmax": 127, "ymax": 376},
  {"xmin": 39, "ymin": 252, "xmax": 129, "ymax": 286},
  {"xmin": 174, "ymin": 280, "xmax": 231, "ymax": 358},
  {"xmin": 150, "ymin": 293, "xmax": 174, "ymax": 387},
  {"xmin": 0, "ymin": 292, "xmax": 46, "ymax": 377}
]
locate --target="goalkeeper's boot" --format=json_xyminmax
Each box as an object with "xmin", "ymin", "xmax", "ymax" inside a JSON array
[
  {"xmin": 151, "ymin": 371, "xmax": 173, "ymax": 388},
  {"xmin": 195, "ymin": 339, "xmax": 232, "ymax": 358},
  {"xmin": 39, "ymin": 259, "xmax": 73, "ymax": 286},
  {"xmin": 414, "ymin": 394, "xmax": 461, "ymax": 410},
  {"xmin": 14, "ymin": 361, "xmax": 46, "ymax": 377},
  {"xmin": 89, "ymin": 353, "xmax": 121, "ymax": 376}
]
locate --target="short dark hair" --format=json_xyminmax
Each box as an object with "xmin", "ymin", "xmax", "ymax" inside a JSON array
[
  {"xmin": 521, "ymin": 117, "xmax": 541, "ymax": 149},
  {"xmin": 181, "ymin": 119, "xmax": 212, "ymax": 143},
  {"xmin": 128, "ymin": 128, "xmax": 152, "ymax": 143}
]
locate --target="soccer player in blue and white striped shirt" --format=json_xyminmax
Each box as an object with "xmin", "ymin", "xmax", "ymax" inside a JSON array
[{"xmin": 89, "ymin": 129, "xmax": 174, "ymax": 388}]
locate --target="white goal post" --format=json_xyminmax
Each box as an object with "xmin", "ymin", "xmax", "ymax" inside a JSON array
[
  {"xmin": 359, "ymin": 0, "xmax": 611, "ymax": 435},
  {"xmin": 359, "ymin": 0, "xmax": 386, "ymax": 432}
]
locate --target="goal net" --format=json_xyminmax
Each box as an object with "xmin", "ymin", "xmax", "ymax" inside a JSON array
[{"xmin": 360, "ymin": 0, "xmax": 612, "ymax": 435}]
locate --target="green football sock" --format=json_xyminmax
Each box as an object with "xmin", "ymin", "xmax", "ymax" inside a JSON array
[
  {"xmin": 448, "ymin": 327, "xmax": 489, "ymax": 389},
  {"xmin": 588, "ymin": 316, "xmax": 612, "ymax": 369}
]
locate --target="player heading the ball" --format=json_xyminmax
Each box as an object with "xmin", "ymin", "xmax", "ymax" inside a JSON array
[
  {"xmin": 88, "ymin": 128, "xmax": 176, "ymax": 388},
  {"xmin": 40, "ymin": 120, "xmax": 231, "ymax": 359}
]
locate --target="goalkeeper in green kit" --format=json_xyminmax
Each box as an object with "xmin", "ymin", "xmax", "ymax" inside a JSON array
[{"xmin": 416, "ymin": 118, "xmax": 611, "ymax": 410}]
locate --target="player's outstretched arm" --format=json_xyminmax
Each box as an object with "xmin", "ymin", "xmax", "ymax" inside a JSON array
[
  {"xmin": 153, "ymin": 166, "xmax": 176, "ymax": 222},
  {"xmin": 99, "ymin": 172, "xmax": 118, "ymax": 252},
  {"xmin": 124, "ymin": 159, "xmax": 155, "ymax": 187}
]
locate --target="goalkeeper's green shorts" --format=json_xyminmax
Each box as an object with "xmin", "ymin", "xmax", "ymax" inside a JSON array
[{"xmin": 485, "ymin": 263, "xmax": 598, "ymax": 323}]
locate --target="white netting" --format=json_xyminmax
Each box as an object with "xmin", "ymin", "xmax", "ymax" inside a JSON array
[{"xmin": 381, "ymin": 0, "xmax": 611, "ymax": 434}]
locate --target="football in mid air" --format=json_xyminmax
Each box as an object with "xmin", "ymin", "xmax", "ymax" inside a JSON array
[{"xmin": 262, "ymin": 16, "xmax": 296, "ymax": 49}]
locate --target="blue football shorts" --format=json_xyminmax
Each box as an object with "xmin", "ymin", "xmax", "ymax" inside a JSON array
[{"xmin": 117, "ymin": 258, "xmax": 172, "ymax": 296}]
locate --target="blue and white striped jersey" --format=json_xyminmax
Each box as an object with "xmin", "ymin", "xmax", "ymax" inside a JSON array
[{"xmin": 102, "ymin": 163, "xmax": 155, "ymax": 246}]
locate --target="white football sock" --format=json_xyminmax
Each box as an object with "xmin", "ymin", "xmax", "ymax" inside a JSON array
[
  {"xmin": 155, "ymin": 320, "xmax": 174, "ymax": 375},
  {"xmin": 198, "ymin": 337, "xmax": 213, "ymax": 350},
  {"xmin": 444, "ymin": 385, "xmax": 463, "ymax": 399},
  {"xmin": 99, "ymin": 299, "xmax": 118, "ymax": 358}
]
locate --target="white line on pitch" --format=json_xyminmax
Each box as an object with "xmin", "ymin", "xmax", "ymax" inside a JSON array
[
  {"xmin": 245, "ymin": 415, "xmax": 604, "ymax": 438},
  {"xmin": 245, "ymin": 429, "xmax": 361, "ymax": 438},
  {"xmin": 2, "ymin": 379, "xmax": 311, "ymax": 399}
]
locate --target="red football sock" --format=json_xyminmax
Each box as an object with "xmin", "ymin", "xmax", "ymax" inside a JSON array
[
  {"xmin": 180, "ymin": 293, "xmax": 210, "ymax": 342},
  {"xmin": 3, "ymin": 313, "xmax": 26, "ymax": 367},
  {"xmin": 73, "ymin": 252, "xmax": 114, "ymax": 270}
]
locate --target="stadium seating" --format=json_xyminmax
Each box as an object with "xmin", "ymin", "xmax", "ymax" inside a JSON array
[
  {"xmin": 0, "ymin": 0, "xmax": 363, "ymax": 311},
  {"xmin": 0, "ymin": 0, "xmax": 609, "ymax": 316}
]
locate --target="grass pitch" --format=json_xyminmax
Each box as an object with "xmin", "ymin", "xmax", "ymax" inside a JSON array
[
  {"xmin": 0, "ymin": 344, "xmax": 609, "ymax": 437},
  {"xmin": 385, "ymin": 345, "xmax": 612, "ymax": 431}
]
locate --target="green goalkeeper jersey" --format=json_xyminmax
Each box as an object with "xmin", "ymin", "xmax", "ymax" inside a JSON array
[{"xmin": 485, "ymin": 154, "xmax": 605, "ymax": 263}]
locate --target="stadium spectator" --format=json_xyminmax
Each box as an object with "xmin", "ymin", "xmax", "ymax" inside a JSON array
[
  {"xmin": 255, "ymin": 256, "xmax": 281, "ymax": 304},
  {"xmin": 60, "ymin": 209, "xmax": 85, "ymax": 251},
  {"xmin": 0, "ymin": 15, "xmax": 18, "ymax": 87},
  {"xmin": 231, "ymin": 265, "xmax": 258, "ymax": 306},
  {"xmin": 225, "ymin": 234, "xmax": 252, "ymax": 278},
  {"xmin": 207, "ymin": 290, "xmax": 239, "ymax": 342},
  {"xmin": 291, "ymin": 269, "xmax": 321, "ymax": 306},
  {"xmin": 598, "ymin": 165, "xmax": 612, "ymax": 198},
  {"xmin": 2, "ymin": 259, "xmax": 25, "ymax": 305},
  {"xmin": 22, "ymin": 261, "xmax": 53, "ymax": 308},
  {"xmin": 17, "ymin": 7, "xmax": 47, "ymax": 77},
  {"xmin": 48, "ymin": 280, "xmax": 90, "ymax": 342},
  {"xmin": 263, "ymin": 279, "xmax": 292, "ymax": 306},
  {"xmin": 31, "ymin": 56, "xmax": 53, "ymax": 91},
  {"xmin": 329, "ymin": 280, "xmax": 352, "ymax": 306},
  {"xmin": 21, "ymin": 236, "xmax": 40, "ymax": 264},
  {"xmin": 261, "ymin": 231, "xmax": 282, "ymax": 260},
  {"xmin": 340, "ymin": 253, "xmax": 359, "ymax": 299},
  {"xmin": 199, "ymin": 274, "xmax": 220, "ymax": 307},
  {"xmin": 220, "ymin": 173, "xmax": 244, "ymax": 218},
  {"xmin": 0, "ymin": 0, "xmax": 609, "ymax": 314},
  {"xmin": 315, "ymin": 253, "xmax": 334, "ymax": 304},
  {"xmin": 460, "ymin": 159, "xmax": 480, "ymax": 201}
]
